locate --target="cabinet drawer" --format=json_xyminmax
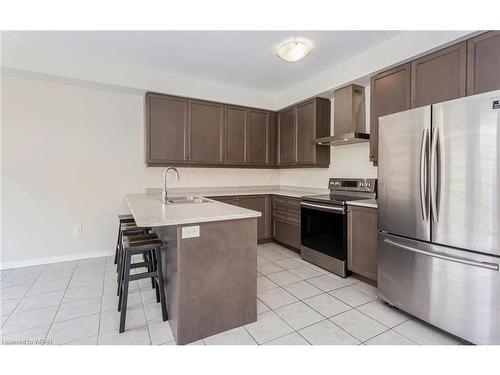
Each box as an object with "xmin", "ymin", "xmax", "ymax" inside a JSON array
[
  {"xmin": 272, "ymin": 196, "xmax": 301, "ymax": 213},
  {"xmin": 273, "ymin": 209, "xmax": 300, "ymax": 224},
  {"xmin": 273, "ymin": 218, "xmax": 301, "ymax": 250}
]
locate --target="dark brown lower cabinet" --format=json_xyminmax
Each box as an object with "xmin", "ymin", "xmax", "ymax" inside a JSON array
[
  {"xmin": 347, "ymin": 205, "xmax": 378, "ymax": 281},
  {"xmin": 271, "ymin": 195, "xmax": 301, "ymax": 251},
  {"xmin": 211, "ymin": 195, "xmax": 271, "ymax": 241}
]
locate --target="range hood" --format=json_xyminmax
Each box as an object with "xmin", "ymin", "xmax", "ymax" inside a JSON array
[{"xmin": 316, "ymin": 84, "xmax": 370, "ymax": 146}]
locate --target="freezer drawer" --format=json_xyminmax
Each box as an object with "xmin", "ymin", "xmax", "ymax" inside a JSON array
[{"xmin": 378, "ymin": 232, "xmax": 500, "ymax": 344}]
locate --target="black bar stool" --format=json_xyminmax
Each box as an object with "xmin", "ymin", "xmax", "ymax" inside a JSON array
[
  {"xmin": 115, "ymin": 221, "xmax": 150, "ymax": 274},
  {"xmin": 114, "ymin": 214, "xmax": 136, "ymax": 265},
  {"xmin": 118, "ymin": 233, "xmax": 168, "ymax": 333}
]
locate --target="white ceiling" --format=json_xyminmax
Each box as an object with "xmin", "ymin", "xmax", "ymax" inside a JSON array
[{"xmin": 3, "ymin": 31, "xmax": 402, "ymax": 92}]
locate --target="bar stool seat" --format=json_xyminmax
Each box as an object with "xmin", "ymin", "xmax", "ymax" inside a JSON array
[{"xmin": 118, "ymin": 233, "xmax": 167, "ymax": 333}]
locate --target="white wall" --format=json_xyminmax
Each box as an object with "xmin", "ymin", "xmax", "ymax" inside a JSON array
[{"xmin": 0, "ymin": 75, "xmax": 279, "ymax": 268}]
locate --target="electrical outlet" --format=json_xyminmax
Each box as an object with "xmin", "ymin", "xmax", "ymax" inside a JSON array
[
  {"xmin": 73, "ymin": 225, "xmax": 83, "ymax": 236},
  {"xmin": 181, "ymin": 225, "xmax": 200, "ymax": 239}
]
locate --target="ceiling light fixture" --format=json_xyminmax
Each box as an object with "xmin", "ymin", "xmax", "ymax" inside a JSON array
[{"xmin": 277, "ymin": 40, "xmax": 312, "ymax": 62}]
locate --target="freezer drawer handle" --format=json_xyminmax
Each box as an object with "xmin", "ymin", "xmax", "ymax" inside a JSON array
[
  {"xmin": 384, "ymin": 239, "xmax": 499, "ymax": 271},
  {"xmin": 300, "ymin": 202, "xmax": 345, "ymax": 214}
]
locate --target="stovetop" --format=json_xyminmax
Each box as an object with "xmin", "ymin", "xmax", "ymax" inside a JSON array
[{"xmin": 301, "ymin": 178, "xmax": 377, "ymax": 206}]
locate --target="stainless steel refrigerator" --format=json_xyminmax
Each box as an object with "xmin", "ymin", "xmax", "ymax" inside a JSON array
[{"xmin": 377, "ymin": 90, "xmax": 500, "ymax": 345}]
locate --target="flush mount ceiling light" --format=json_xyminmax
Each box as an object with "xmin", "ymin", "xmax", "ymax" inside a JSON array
[{"xmin": 277, "ymin": 40, "xmax": 312, "ymax": 62}]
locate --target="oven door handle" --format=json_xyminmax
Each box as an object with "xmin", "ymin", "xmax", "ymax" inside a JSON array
[{"xmin": 300, "ymin": 202, "xmax": 345, "ymax": 214}]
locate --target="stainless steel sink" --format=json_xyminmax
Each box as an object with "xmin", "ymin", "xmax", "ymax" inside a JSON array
[{"xmin": 165, "ymin": 196, "xmax": 211, "ymax": 204}]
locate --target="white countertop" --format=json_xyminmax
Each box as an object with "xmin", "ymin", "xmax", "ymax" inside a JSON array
[
  {"xmin": 126, "ymin": 193, "xmax": 262, "ymax": 227},
  {"xmin": 346, "ymin": 199, "xmax": 378, "ymax": 209}
]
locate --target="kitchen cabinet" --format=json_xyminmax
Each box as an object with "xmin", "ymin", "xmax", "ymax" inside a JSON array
[
  {"xmin": 467, "ymin": 31, "xmax": 500, "ymax": 95},
  {"xmin": 146, "ymin": 93, "xmax": 189, "ymax": 165},
  {"xmin": 211, "ymin": 195, "xmax": 271, "ymax": 241},
  {"xmin": 225, "ymin": 105, "xmax": 246, "ymax": 165},
  {"xmin": 271, "ymin": 195, "xmax": 301, "ymax": 251},
  {"xmin": 277, "ymin": 108, "xmax": 296, "ymax": 166},
  {"xmin": 369, "ymin": 64, "xmax": 411, "ymax": 163},
  {"xmin": 278, "ymin": 98, "xmax": 330, "ymax": 167},
  {"xmin": 246, "ymin": 109, "xmax": 271, "ymax": 166},
  {"xmin": 189, "ymin": 100, "xmax": 224, "ymax": 164},
  {"xmin": 410, "ymin": 41, "xmax": 467, "ymax": 108},
  {"xmin": 347, "ymin": 205, "xmax": 377, "ymax": 281}
]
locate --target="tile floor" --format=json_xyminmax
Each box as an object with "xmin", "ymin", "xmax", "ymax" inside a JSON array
[{"xmin": 1, "ymin": 242, "xmax": 464, "ymax": 345}]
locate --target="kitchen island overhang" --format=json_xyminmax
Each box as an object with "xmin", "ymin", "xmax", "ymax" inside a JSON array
[{"xmin": 126, "ymin": 193, "xmax": 260, "ymax": 344}]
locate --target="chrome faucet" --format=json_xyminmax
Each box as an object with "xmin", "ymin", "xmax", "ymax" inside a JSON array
[{"xmin": 161, "ymin": 167, "xmax": 180, "ymax": 203}]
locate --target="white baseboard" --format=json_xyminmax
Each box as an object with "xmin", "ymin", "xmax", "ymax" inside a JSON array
[{"xmin": 0, "ymin": 250, "xmax": 115, "ymax": 270}]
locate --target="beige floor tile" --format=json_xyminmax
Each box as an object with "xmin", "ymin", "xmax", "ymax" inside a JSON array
[
  {"xmin": 393, "ymin": 319, "xmax": 461, "ymax": 345},
  {"xmin": 365, "ymin": 330, "xmax": 416, "ymax": 345},
  {"xmin": 257, "ymin": 287, "xmax": 298, "ymax": 309},
  {"xmin": 273, "ymin": 301, "xmax": 324, "ymax": 330},
  {"xmin": 329, "ymin": 286, "xmax": 376, "ymax": 307},
  {"xmin": 303, "ymin": 293, "xmax": 351, "ymax": 318},
  {"xmin": 299, "ymin": 319, "xmax": 359, "ymax": 345},
  {"xmin": 266, "ymin": 270, "xmax": 302, "ymax": 286},
  {"xmin": 245, "ymin": 311, "xmax": 294, "ymax": 344},
  {"xmin": 330, "ymin": 309, "xmax": 388, "ymax": 341},
  {"xmin": 264, "ymin": 332, "xmax": 310, "ymax": 345},
  {"xmin": 357, "ymin": 300, "xmax": 409, "ymax": 327},
  {"xmin": 307, "ymin": 275, "xmax": 345, "ymax": 292},
  {"xmin": 47, "ymin": 314, "xmax": 100, "ymax": 344},
  {"xmin": 204, "ymin": 326, "xmax": 257, "ymax": 345},
  {"xmin": 98, "ymin": 325, "xmax": 151, "ymax": 345},
  {"xmin": 283, "ymin": 280, "xmax": 323, "ymax": 300}
]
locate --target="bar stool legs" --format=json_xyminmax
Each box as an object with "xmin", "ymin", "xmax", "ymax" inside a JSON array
[{"xmin": 118, "ymin": 238, "xmax": 168, "ymax": 334}]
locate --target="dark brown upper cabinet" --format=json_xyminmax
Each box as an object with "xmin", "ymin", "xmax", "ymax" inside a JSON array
[
  {"xmin": 146, "ymin": 93, "xmax": 189, "ymax": 165},
  {"xmin": 411, "ymin": 41, "xmax": 467, "ymax": 108},
  {"xmin": 467, "ymin": 31, "xmax": 500, "ymax": 95},
  {"xmin": 277, "ymin": 108, "xmax": 296, "ymax": 166},
  {"xmin": 246, "ymin": 109, "xmax": 271, "ymax": 166},
  {"xmin": 189, "ymin": 100, "xmax": 224, "ymax": 164},
  {"xmin": 278, "ymin": 98, "xmax": 330, "ymax": 167},
  {"xmin": 369, "ymin": 63, "xmax": 411, "ymax": 163},
  {"xmin": 224, "ymin": 105, "xmax": 246, "ymax": 165}
]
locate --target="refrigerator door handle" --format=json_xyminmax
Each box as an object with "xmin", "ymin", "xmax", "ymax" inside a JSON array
[
  {"xmin": 384, "ymin": 238, "xmax": 499, "ymax": 271},
  {"xmin": 419, "ymin": 129, "xmax": 429, "ymax": 221},
  {"xmin": 430, "ymin": 127, "xmax": 440, "ymax": 222}
]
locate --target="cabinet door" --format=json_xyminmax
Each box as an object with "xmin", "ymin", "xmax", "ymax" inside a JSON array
[
  {"xmin": 347, "ymin": 206, "xmax": 378, "ymax": 281},
  {"xmin": 146, "ymin": 93, "xmax": 188, "ymax": 164},
  {"xmin": 296, "ymin": 99, "xmax": 316, "ymax": 165},
  {"xmin": 189, "ymin": 100, "xmax": 224, "ymax": 164},
  {"xmin": 238, "ymin": 196, "xmax": 270, "ymax": 240},
  {"xmin": 272, "ymin": 218, "xmax": 301, "ymax": 250},
  {"xmin": 411, "ymin": 41, "xmax": 467, "ymax": 108},
  {"xmin": 246, "ymin": 109, "xmax": 270, "ymax": 166},
  {"xmin": 225, "ymin": 106, "xmax": 246, "ymax": 165},
  {"xmin": 369, "ymin": 64, "xmax": 411, "ymax": 163},
  {"xmin": 467, "ymin": 31, "xmax": 500, "ymax": 95},
  {"xmin": 278, "ymin": 108, "xmax": 296, "ymax": 166}
]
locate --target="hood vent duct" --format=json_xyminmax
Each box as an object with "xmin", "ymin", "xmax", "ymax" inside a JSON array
[{"xmin": 316, "ymin": 84, "xmax": 369, "ymax": 146}]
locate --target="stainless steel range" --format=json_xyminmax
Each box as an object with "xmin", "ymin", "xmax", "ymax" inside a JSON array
[{"xmin": 300, "ymin": 178, "xmax": 376, "ymax": 277}]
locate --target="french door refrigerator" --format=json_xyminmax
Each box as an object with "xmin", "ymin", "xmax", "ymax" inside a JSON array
[{"xmin": 378, "ymin": 89, "xmax": 500, "ymax": 345}]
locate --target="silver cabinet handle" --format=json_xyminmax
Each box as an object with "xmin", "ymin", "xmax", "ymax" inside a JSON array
[
  {"xmin": 419, "ymin": 128, "xmax": 429, "ymax": 221},
  {"xmin": 384, "ymin": 238, "xmax": 499, "ymax": 271},
  {"xmin": 430, "ymin": 127, "xmax": 439, "ymax": 222},
  {"xmin": 300, "ymin": 202, "xmax": 345, "ymax": 214}
]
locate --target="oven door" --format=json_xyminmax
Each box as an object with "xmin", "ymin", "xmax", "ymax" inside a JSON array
[{"xmin": 300, "ymin": 202, "xmax": 346, "ymax": 261}]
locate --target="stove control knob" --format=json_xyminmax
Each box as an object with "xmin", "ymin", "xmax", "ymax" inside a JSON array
[
  {"xmin": 360, "ymin": 183, "xmax": 365, "ymax": 187},
  {"xmin": 367, "ymin": 182, "xmax": 371, "ymax": 188}
]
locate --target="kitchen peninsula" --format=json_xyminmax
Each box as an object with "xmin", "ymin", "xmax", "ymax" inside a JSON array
[{"xmin": 126, "ymin": 192, "xmax": 261, "ymax": 344}]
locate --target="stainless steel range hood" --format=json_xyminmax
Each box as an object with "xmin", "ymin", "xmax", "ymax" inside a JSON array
[{"xmin": 316, "ymin": 84, "xmax": 369, "ymax": 146}]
